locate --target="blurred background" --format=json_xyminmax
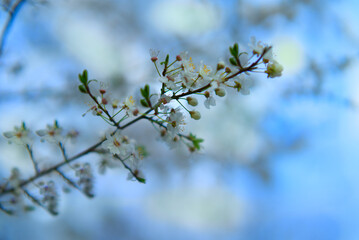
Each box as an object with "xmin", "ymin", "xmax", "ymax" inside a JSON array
[{"xmin": 0, "ymin": 0, "xmax": 359, "ymax": 239}]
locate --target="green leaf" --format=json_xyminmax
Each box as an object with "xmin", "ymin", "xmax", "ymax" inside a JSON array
[
  {"xmin": 229, "ymin": 57, "xmax": 237, "ymax": 66},
  {"xmin": 233, "ymin": 43, "xmax": 239, "ymax": 56},
  {"xmin": 79, "ymin": 69, "xmax": 88, "ymax": 85},
  {"xmin": 140, "ymin": 84, "xmax": 150, "ymax": 99},
  {"xmin": 189, "ymin": 133, "xmax": 204, "ymax": 150},
  {"xmin": 229, "ymin": 43, "xmax": 239, "ymax": 57},
  {"xmin": 138, "ymin": 177, "xmax": 146, "ymax": 183},
  {"xmin": 140, "ymin": 99, "xmax": 149, "ymax": 107},
  {"xmin": 78, "ymin": 85, "xmax": 88, "ymax": 94}
]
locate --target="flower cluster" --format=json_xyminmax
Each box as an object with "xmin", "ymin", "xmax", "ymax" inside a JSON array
[
  {"xmin": 74, "ymin": 163, "xmax": 94, "ymax": 197},
  {"xmin": 0, "ymin": 38, "xmax": 283, "ymax": 216},
  {"xmin": 38, "ymin": 180, "xmax": 58, "ymax": 215}
]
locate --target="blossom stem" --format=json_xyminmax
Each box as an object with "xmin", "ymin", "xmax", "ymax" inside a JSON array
[
  {"xmin": 25, "ymin": 144, "xmax": 40, "ymax": 174},
  {"xmin": 58, "ymin": 142, "xmax": 68, "ymax": 162},
  {"xmin": 176, "ymin": 99, "xmax": 190, "ymax": 113},
  {"xmin": 113, "ymin": 155, "xmax": 145, "ymax": 183},
  {"xmin": 153, "ymin": 62, "xmax": 161, "ymax": 77}
]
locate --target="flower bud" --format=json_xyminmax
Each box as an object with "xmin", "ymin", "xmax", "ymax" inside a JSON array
[
  {"xmin": 176, "ymin": 55, "xmax": 182, "ymax": 61},
  {"xmin": 216, "ymin": 61, "xmax": 225, "ymax": 71},
  {"xmin": 204, "ymin": 91, "xmax": 210, "ymax": 98},
  {"xmin": 214, "ymin": 88, "xmax": 226, "ymax": 97},
  {"xmin": 186, "ymin": 97, "xmax": 198, "ymax": 106},
  {"xmin": 189, "ymin": 111, "xmax": 201, "ymax": 120},
  {"xmin": 225, "ymin": 67, "xmax": 232, "ymax": 73},
  {"xmin": 132, "ymin": 109, "xmax": 139, "ymax": 116},
  {"xmin": 101, "ymin": 98, "xmax": 108, "ymax": 105}
]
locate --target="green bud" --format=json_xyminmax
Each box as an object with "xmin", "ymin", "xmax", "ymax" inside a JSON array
[
  {"xmin": 189, "ymin": 111, "xmax": 201, "ymax": 120},
  {"xmin": 186, "ymin": 97, "xmax": 198, "ymax": 106},
  {"xmin": 216, "ymin": 61, "xmax": 225, "ymax": 71},
  {"xmin": 215, "ymin": 88, "xmax": 226, "ymax": 97}
]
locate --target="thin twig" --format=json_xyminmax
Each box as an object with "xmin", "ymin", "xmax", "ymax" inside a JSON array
[
  {"xmin": 0, "ymin": 202, "xmax": 13, "ymax": 215},
  {"xmin": 55, "ymin": 169, "xmax": 94, "ymax": 198},
  {"xmin": 22, "ymin": 189, "xmax": 58, "ymax": 215},
  {"xmin": 113, "ymin": 155, "xmax": 145, "ymax": 183}
]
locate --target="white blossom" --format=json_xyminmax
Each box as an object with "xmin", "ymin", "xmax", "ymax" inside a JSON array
[
  {"xmin": 204, "ymin": 91, "xmax": 216, "ymax": 109},
  {"xmin": 235, "ymin": 75, "xmax": 254, "ymax": 95},
  {"xmin": 265, "ymin": 60, "xmax": 283, "ymax": 78},
  {"xmin": 36, "ymin": 122, "xmax": 63, "ymax": 143},
  {"xmin": 39, "ymin": 180, "xmax": 58, "ymax": 214},
  {"xmin": 3, "ymin": 123, "xmax": 32, "ymax": 146},
  {"xmin": 166, "ymin": 108, "xmax": 185, "ymax": 136},
  {"xmin": 103, "ymin": 132, "xmax": 136, "ymax": 158},
  {"xmin": 75, "ymin": 163, "xmax": 94, "ymax": 197}
]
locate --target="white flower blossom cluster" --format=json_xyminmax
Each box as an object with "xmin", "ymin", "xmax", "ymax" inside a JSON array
[
  {"xmin": 75, "ymin": 163, "xmax": 94, "ymax": 197},
  {"xmin": 38, "ymin": 180, "xmax": 58, "ymax": 214},
  {"xmin": 0, "ymin": 38, "xmax": 283, "ymax": 215}
]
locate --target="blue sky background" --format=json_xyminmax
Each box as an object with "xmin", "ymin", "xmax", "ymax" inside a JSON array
[{"xmin": 1, "ymin": 0, "xmax": 359, "ymax": 239}]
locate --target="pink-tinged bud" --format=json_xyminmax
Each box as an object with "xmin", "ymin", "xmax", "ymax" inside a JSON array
[
  {"xmin": 151, "ymin": 57, "xmax": 158, "ymax": 62},
  {"xmin": 99, "ymin": 89, "xmax": 106, "ymax": 94},
  {"xmin": 176, "ymin": 55, "xmax": 182, "ymax": 61},
  {"xmin": 225, "ymin": 67, "xmax": 232, "ymax": 73},
  {"xmin": 132, "ymin": 109, "xmax": 139, "ymax": 116},
  {"xmin": 102, "ymin": 98, "xmax": 108, "ymax": 105}
]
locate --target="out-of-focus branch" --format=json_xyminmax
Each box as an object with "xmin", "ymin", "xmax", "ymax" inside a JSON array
[{"xmin": 0, "ymin": 0, "xmax": 26, "ymax": 56}]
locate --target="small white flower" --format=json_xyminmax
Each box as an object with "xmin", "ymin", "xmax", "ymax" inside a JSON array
[
  {"xmin": 159, "ymin": 76, "xmax": 180, "ymax": 91},
  {"xmin": 198, "ymin": 62, "xmax": 212, "ymax": 83},
  {"xmin": 248, "ymin": 36, "xmax": 265, "ymax": 56},
  {"xmin": 123, "ymin": 96, "xmax": 139, "ymax": 117},
  {"xmin": 204, "ymin": 91, "xmax": 216, "ymax": 109},
  {"xmin": 98, "ymin": 156, "xmax": 121, "ymax": 175},
  {"xmin": 103, "ymin": 132, "xmax": 136, "ymax": 158},
  {"xmin": 159, "ymin": 129, "xmax": 181, "ymax": 149},
  {"xmin": 39, "ymin": 180, "xmax": 58, "ymax": 214},
  {"xmin": 262, "ymin": 47, "xmax": 274, "ymax": 63},
  {"xmin": 149, "ymin": 48, "xmax": 160, "ymax": 61},
  {"xmin": 235, "ymin": 75, "xmax": 254, "ymax": 95},
  {"xmin": 239, "ymin": 53, "xmax": 249, "ymax": 67},
  {"xmin": 36, "ymin": 121, "xmax": 63, "ymax": 143},
  {"xmin": 265, "ymin": 60, "xmax": 283, "ymax": 78},
  {"xmin": 166, "ymin": 108, "xmax": 185, "ymax": 136},
  {"xmin": 3, "ymin": 123, "xmax": 32, "ymax": 146},
  {"xmin": 75, "ymin": 163, "xmax": 94, "ymax": 197},
  {"xmin": 124, "ymin": 147, "xmax": 146, "ymax": 182}
]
